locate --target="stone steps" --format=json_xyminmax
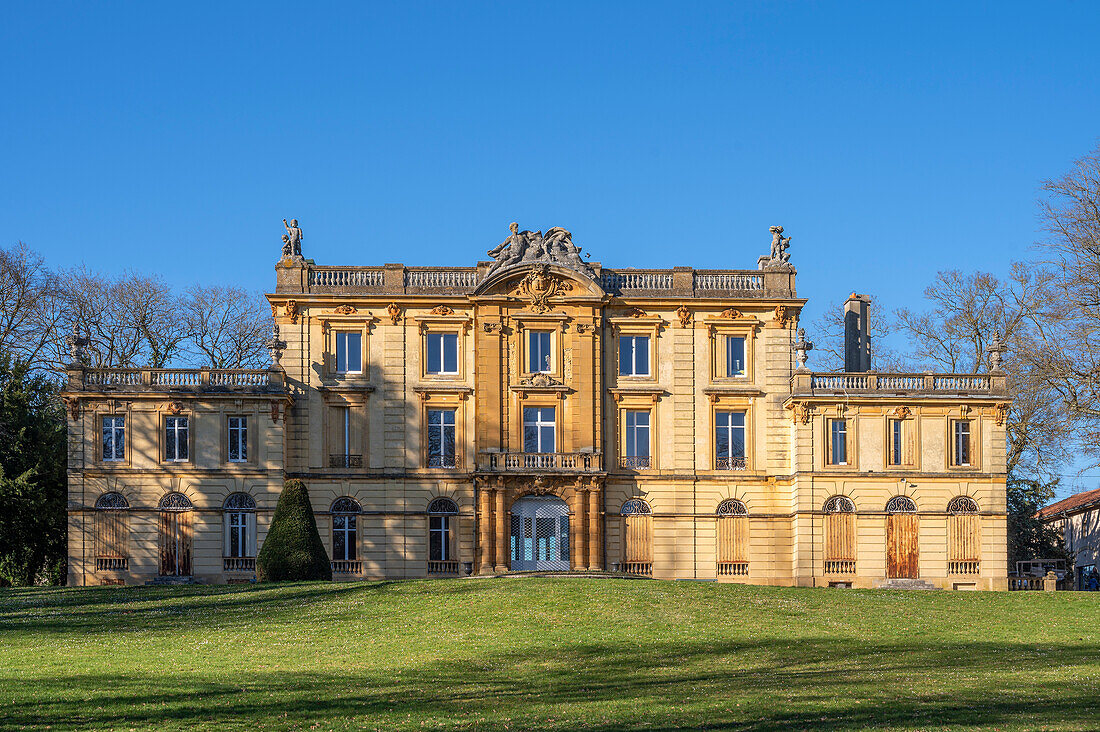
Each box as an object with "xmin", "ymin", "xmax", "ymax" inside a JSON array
[{"xmin": 873, "ymin": 578, "xmax": 940, "ymax": 590}]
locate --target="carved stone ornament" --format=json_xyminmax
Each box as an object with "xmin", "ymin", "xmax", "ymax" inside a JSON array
[
  {"xmin": 793, "ymin": 327, "xmax": 814, "ymax": 370},
  {"xmin": 626, "ymin": 307, "xmax": 648, "ymax": 318},
  {"xmin": 270, "ymin": 400, "xmax": 283, "ymax": 424},
  {"xmin": 759, "ymin": 225, "xmax": 792, "ymax": 270},
  {"xmin": 333, "ymin": 305, "xmax": 357, "ymax": 315},
  {"xmin": 520, "ymin": 372, "xmax": 561, "ymax": 387},
  {"xmin": 482, "ymin": 321, "xmax": 502, "ymax": 334},
  {"xmin": 282, "ymin": 218, "xmax": 303, "ymax": 258},
  {"xmin": 265, "ymin": 323, "xmax": 287, "ymax": 367},
  {"xmin": 66, "ymin": 323, "xmax": 89, "ymax": 366},
  {"xmin": 893, "ymin": 405, "xmax": 912, "ymax": 420},
  {"xmin": 676, "ymin": 305, "xmax": 692, "ymax": 328},
  {"xmin": 167, "ymin": 401, "xmax": 185, "ymax": 415},
  {"xmin": 994, "ymin": 402, "xmax": 1010, "ymax": 426},
  {"xmin": 63, "ymin": 397, "xmax": 81, "ymax": 420},
  {"xmin": 773, "ymin": 305, "xmax": 793, "ymax": 328},
  {"xmin": 574, "ymin": 323, "xmax": 591, "ymax": 334},
  {"xmin": 987, "ymin": 331, "xmax": 1008, "ymax": 373},
  {"xmin": 718, "ymin": 308, "xmax": 743, "ymax": 319},
  {"xmin": 787, "ymin": 401, "xmax": 812, "ymax": 425},
  {"xmin": 285, "ymin": 300, "xmax": 299, "ymax": 324},
  {"xmin": 430, "ymin": 305, "xmax": 455, "ymax": 316},
  {"xmin": 387, "ymin": 302, "xmax": 402, "ymax": 325},
  {"xmin": 486, "ymin": 222, "xmax": 597, "ymax": 280},
  {"xmin": 517, "ymin": 264, "xmax": 572, "ymax": 314}
]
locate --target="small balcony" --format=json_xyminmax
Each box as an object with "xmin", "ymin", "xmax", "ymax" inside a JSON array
[
  {"xmin": 427, "ymin": 451, "xmax": 460, "ymax": 469},
  {"xmin": 716, "ymin": 456, "xmax": 747, "ymax": 471},
  {"xmin": 95, "ymin": 557, "xmax": 128, "ymax": 571},
  {"xmin": 482, "ymin": 452, "xmax": 603, "ymax": 473},
  {"xmin": 332, "ymin": 560, "xmax": 362, "ymax": 574},
  {"xmin": 224, "ymin": 557, "xmax": 256, "ymax": 572},
  {"xmin": 427, "ymin": 560, "xmax": 460, "ymax": 576},
  {"xmin": 329, "ymin": 454, "xmax": 363, "ymax": 468}
]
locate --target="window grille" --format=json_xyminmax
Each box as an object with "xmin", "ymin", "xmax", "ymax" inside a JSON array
[
  {"xmin": 823, "ymin": 495, "xmax": 855, "ymax": 513},
  {"xmin": 620, "ymin": 498, "xmax": 652, "ymax": 515},
  {"xmin": 427, "ymin": 497, "xmax": 459, "ymax": 514},
  {"xmin": 947, "ymin": 496, "xmax": 979, "ymax": 514},
  {"xmin": 885, "ymin": 495, "xmax": 917, "ymax": 513},
  {"xmin": 331, "ymin": 497, "xmax": 362, "ymax": 514},
  {"xmin": 224, "ymin": 493, "xmax": 256, "ymax": 510},
  {"xmin": 95, "ymin": 492, "xmax": 129, "ymax": 510},
  {"xmin": 717, "ymin": 499, "xmax": 748, "ymax": 516},
  {"xmin": 159, "ymin": 492, "xmax": 193, "ymax": 511}
]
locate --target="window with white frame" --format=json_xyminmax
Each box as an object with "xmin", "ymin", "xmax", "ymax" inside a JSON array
[
  {"xmin": 726, "ymin": 336, "xmax": 746, "ymax": 377},
  {"xmin": 228, "ymin": 417, "xmax": 247, "ymax": 463},
  {"xmin": 829, "ymin": 419, "xmax": 848, "ymax": 465},
  {"xmin": 715, "ymin": 411, "xmax": 746, "ymax": 469},
  {"xmin": 953, "ymin": 420, "xmax": 972, "ymax": 466},
  {"xmin": 331, "ymin": 497, "xmax": 360, "ymax": 561},
  {"xmin": 428, "ymin": 498, "xmax": 458, "ymax": 563},
  {"xmin": 335, "ymin": 331, "xmax": 363, "ymax": 374},
  {"xmin": 165, "ymin": 416, "xmax": 189, "ymax": 462},
  {"xmin": 223, "ymin": 493, "xmax": 256, "ymax": 558},
  {"xmin": 619, "ymin": 335, "xmax": 650, "ymax": 376},
  {"xmin": 427, "ymin": 408, "xmax": 456, "ymax": 467},
  {"xmin": 102, "ymin": 415, "xmax": 125, "ymax": 461},
  {"xmin": 523, "ymin": 407, "xmax": 556, "ymax": 453},
  {"xmin": 528, "ymin": 331, "xmax": 552, "ymax": 373},
  {"xmin": 623, "ymin": 410, "xmax": 651, "ymax": 467},
  {"xmin": 888, "ymin": 419, "xmax": 903, "ymax": 466},
  {"xmin": 425, "ymin": 332, "xmax": 458, "ymax": 375}
]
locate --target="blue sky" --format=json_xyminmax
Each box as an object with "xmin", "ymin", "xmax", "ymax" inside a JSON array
[{"xmin": 3, "ymin": 3, "xmax": 1100, "ymax": 490}]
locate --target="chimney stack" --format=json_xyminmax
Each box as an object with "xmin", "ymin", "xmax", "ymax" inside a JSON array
[{"xmin": 843, "ymin": 293, "xmax": 872, "ymax": 372}]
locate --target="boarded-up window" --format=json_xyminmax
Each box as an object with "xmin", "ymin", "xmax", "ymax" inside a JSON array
[
  {"xmin": 94, "ymin": 492, "xmax": 129, "ymax": 571},
  {"xmin": 948, "ymin": 496, "xmax": 980, "ymax": 574},
  {"xmin": 158, "ymin": 492, "xmax": 193, "ymax": 577},
  {"xmin": 620, "ymin": 499, "xmax": 652, "ymax": 575},
  {"xmin": 717, "ymin": 499, "xmax": 748, "ymax": 576},
  {"xmin": 885, "ymin": 496, "xmax": 919, "ymax": 579},
  {"xmin": 823, "ymin": 495, "xmax": 856, "ymax": 574}
]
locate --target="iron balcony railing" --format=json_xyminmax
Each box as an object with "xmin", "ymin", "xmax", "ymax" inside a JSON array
[
  {"xmin": 716, "ymin": 456, "xmax": 747, "ymax": 471},
  {"xmin": 483, "ymin": 452, "xmax": 602, "ymax": 472},
  {"xmin": 618, "ymin": 455, "xmax": 652, "ymax": 470},
  {"xmin": 427, "ymin": 452, "xmax": 460, "ymax": 469},
  {"xmin": 329, "ymin": 454, "xmax": 364, "ymax": 468}
]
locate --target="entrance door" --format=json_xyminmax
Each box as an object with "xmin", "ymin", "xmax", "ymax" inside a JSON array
[
  {"xmin": 885, "ymin": 497, "xmax": 919, "ymax": 579},
  {"xmin": 510, "ymin": 496, "xmax": 570, "ymax": 571},
  {"xmin": 159, "ymin": 494, "xmax": 193, "ymax": 576}
]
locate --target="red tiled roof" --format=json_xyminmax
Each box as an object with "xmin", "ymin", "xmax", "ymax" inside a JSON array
[{"xmin": 1038, "ymin": 487, "xmax": 1100, "ymax": 518}]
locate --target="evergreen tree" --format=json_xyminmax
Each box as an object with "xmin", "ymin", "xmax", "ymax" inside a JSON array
[
  {"xmin": 1007, "ymin": 474, "xmax": 1067, "ymax": 569},
  {"xmin": 256, "ymin": 479, "xmax": 332, "ymax": 582}
]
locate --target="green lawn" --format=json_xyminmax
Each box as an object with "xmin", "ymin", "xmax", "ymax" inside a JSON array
[{"xmin": 1, "ymin": 579, "xmax": 1097, "ymax": 731}]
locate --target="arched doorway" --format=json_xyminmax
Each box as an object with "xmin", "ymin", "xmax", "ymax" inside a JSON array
[
  {"xmin": 510, "ymin": 496, "xmax": 570, "ymax": 571},
  {"xmin": 885, "ymin": 495, "xmax": 919, "ymax": 579},
  {"xmin": 159, "ymin": 492, "xmax": 193, "ymax": 577}
]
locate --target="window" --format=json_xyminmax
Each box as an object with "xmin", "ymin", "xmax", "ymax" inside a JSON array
[
  {"xmin": 427, "ymin": 498, "xmax": 459, "ymax": 564},
  {"xmin": 823, "ymin": 495, "xmax": 856, "ymax": 575},
  {"xmin": 228, "ymin": 417, "xmax": 247, "ymax": 463},
  {"xmin": 331, "ymin": 497, "xmax": 360, "ymax": 561},
  {"xmin": 619, "ymin": 335, "xmax": 650, "ymax": 376},
  {"xmin": 165, "ymin": 416, "xmax": 189, "ymax": 462},
  {"xmin": 620, "ymin": 499, "xmax": 653, "ymax": 575},
  {"xmin": 623, "ymin": 410, "xmax": 651, "ymax": 468},
  {"xmin": 427, "ymin": 409, "xmax": 456, "ymax": 467},
  {"xmin": 948, "ymin": 496, "xmax": 980, "ymax": 575},
  {"xmin": 102, "ymin": 415, "xmax": 125, "ymax": 462},
  {"xmin": 426, "ymin": 332, "xmax": 458, "ymax": 375},
  {"xmin": 953, "ymin": 420, "xmax": 972, "ymax": 466},
  {"xmin": 726, "ymin": 336, "xmax": 746, "ymax": 377},
  {"xmin": 223, "ymin": 493, "xmax": 256, "ymax": 560},
  {"xmin": 829, "ymin": 419, "xmax": 848, "ymax": 465},
  {"xmin": 335, "ymin": 331, "xmax": 362, "ymax": 374},
  {"xmin": 328, "ymin": 406, "xmax": 361, "ymax": 468},
  {"xmin": 717, "ymin": 499, "xmax": 749, "ymax": 576},
  {"xmin": 523, "ymin": 407, "xmax": 556, "ymax": 453},
  {"xmin": 715, "ymin": 411, "xmax": 746, "ymax": 470},
  {"xmin": 888, "ymin": 419, "xmax": 904, "ymax": 466},
  {"xmin": 94, "ymin": 492, "xmax": 129, "ymax": 571},
  {"xmin": 528, "ymin": 331, "xmax": 552, "ymax": 373}
]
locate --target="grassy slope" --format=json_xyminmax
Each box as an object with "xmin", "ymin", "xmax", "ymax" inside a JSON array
[{"xmin": 0, "ymin": 580, "xmax": 1097, "ymax": 731}]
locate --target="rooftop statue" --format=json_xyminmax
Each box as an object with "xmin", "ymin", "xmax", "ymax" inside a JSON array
[
  {"xmin": 486, "ymin": 222, "xmax": 597, "ymax": 280},
  {"xmin": 282, "ymin": 218, "xmax": 303, "ymax": 258},
  {"xmin": 759, "ymin": 225, "xmax": 794, "ymax": 270}
]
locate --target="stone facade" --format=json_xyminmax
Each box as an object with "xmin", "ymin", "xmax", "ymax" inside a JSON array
[{"xmin": 63, "ymin": 225, "xmax": 1009, "ymax": 589}]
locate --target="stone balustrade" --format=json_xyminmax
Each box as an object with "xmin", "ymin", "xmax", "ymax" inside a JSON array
[
  {"xmin": 797, "ymin": 371, "xmax": 1006, "ymax": 396},
  {"xmin": 482, "ymin": 451, "xmax": 603, "ymax": 472},
  {"xmin": 71, "ymin": 367, "xmax": 285, "ymax": 393}
]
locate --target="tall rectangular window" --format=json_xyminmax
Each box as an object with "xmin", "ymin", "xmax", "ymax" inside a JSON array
[
  {"xmin": 102, "ymin": 415, "xmax": 125, "ymax": 462},
  {"xmin": 165, "ymin": 416, "xmax": 189, "ymax": 462},
  {"xmin": 227, "ymin": 512, "xmax": 250, "ymax": 557},
  {"xmin": 228, "ymin": 417, "xmax": 247, "ymax": 463},
  {"xmin": 889, "ymin": 419, "xmax": 903, "ymax": 466},
  {"xmin": 335, "ymin": 331, "xmax": 362, "ymax": 374},
  {"xmin": 528, "ymin": 331, "xmax": 552, "ymax": 373},
  {"xmin": 333, "ymin": 515, "xmax": 357, "ymax": 560},
  {"xmin": 426, "ymin": 333, "xmax": 458, "ymax": 374},
  {"xmin": 715, "ymin": 411, "xmax": 746, "ymax": 469},
  {"xmin": 954, "ymin": 420, "xmax": 971, "ymax": 466},
  {"xmin": 829, "ymin": 419, "xmax": 848, "ymax": 465},
  {"xmin": 430, "ymin": 516, "xmax": 450, "ymax": 561},
  {"xmin": 523, "ymin": 407, "xmax": 556, "ymax": 453},
  {"xmin": 427, "ymin": 409, "xmax": 457, "ymax": 467},
  {"xmin": 619, "ymin": 335, "xmax": 650, "ymax": 376},
  {"xmin": 726, "ymin": 336, "xmax": 746, "ymax": 377},
  {"xmin": 624, "ymin": 410, "xmax": 650, "ymax": 458}
]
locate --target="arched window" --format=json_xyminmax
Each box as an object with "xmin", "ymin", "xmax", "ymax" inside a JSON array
[
  {"xmin": 158, "ymin": 493, "xmax": 192, "ymax": 577},
  {"xmin": 885, "ymin": 495, "xmax": 917, "ymax": 513},
  {"xmin": 619, "ymin": 499, "xmax": 653, "ymax": 575},
  {"xmin": 94, "ymin": 493, "xmax": 129, "ymax": 571},
  {"xmin": 716, "ymin": 499, "xmax": 749, "ymax": 577},
  {"xmin": 427, "ymin": 498, "xmax": 459, "ymax": 575},
  {"xmin": 223, "ymin": 493, "xmax": 257, "ymax": 569},
  {"xmin": 822, "ymin": 495, "xmax": 855, "ymax": 575},
  {"xmin": 948, "ymin": 496, "xmax": 980, "ymax": 575},
  {"xmin": 331, "ymin": 498, "xmax": 360, "ymax": 568}
]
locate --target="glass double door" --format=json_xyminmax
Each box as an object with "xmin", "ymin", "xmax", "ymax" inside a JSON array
[{"xmin": 510, "ymin": 496, "xmax": 570, "ymax": 571}]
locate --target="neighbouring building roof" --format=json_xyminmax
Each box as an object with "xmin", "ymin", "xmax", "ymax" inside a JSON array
[{"xmin": 1038, "ymin": 487, "xmax": 1100, "ymax": 519}]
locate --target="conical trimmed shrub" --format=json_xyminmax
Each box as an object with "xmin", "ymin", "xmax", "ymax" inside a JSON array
[{"xmin": 257, "ymin": 479, "xmax": 332, "ymax": 582}]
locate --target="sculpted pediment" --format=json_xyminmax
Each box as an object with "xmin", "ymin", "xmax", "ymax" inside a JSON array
[
  {"xmin": 474, "ymin": 223, "xmax": 605, "ymax": 298},
  {"xmin": 476, "ymin": 263, "xmax": 605, "ymax": 309}
]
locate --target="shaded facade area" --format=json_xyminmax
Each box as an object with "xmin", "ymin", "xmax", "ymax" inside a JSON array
[{"xmin": 63, "ymin": 223, "xmax": 1009, "ymax": 588}]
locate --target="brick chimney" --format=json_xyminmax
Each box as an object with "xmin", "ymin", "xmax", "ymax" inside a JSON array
[{"xmin": 843, "ymin": 293, "xmax": 872, "ymax": 372}]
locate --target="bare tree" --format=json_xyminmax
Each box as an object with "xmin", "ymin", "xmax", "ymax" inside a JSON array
[
  {"xmin": 0, "ymin": 242, "xmax": 62, "ymax": 366},
  {"xmin": 182, "ymin": 285, "xmax": 272, "ymax": 369},
  {"xmin": 115, "ymin": 272, "xmax": 186, "ymax": 368},
  {"xmin": 810, "ymin": 294, "xmax": 907, "ymax": 372},
  {"xmin": 48, "ymin": 266, "xmax": 145, "ymax": 370}
]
